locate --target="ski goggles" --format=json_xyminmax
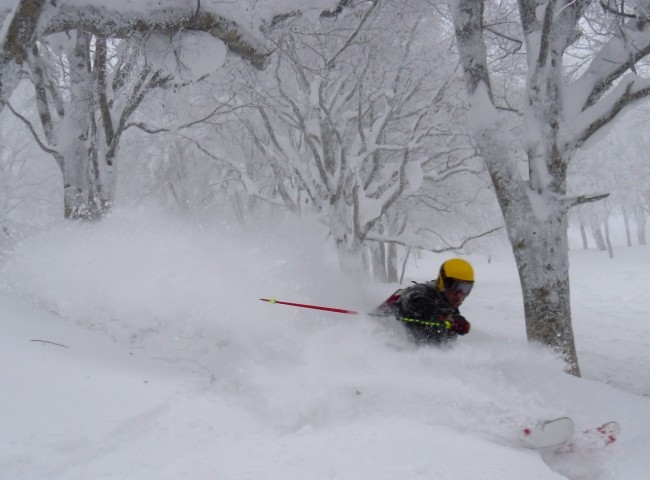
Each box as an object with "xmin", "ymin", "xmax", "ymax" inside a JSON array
[{"xmin": 445, "ymin": 279, "xmax": 474, "ymax": 295}]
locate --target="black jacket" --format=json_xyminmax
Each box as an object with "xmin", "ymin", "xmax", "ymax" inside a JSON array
[{"xmin": 390, "ymin": 282, "xmax": 463, "ymax": 345}]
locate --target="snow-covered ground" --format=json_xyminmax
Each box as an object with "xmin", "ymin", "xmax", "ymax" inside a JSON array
[{"xmin": 1, "ymin": 209, "xmax": 649, "ymax": 480}]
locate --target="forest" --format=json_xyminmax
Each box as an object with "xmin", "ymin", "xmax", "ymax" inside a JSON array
[{"xmin": 1, "ymin": 1, "xmax": 650, "ymax": 375}]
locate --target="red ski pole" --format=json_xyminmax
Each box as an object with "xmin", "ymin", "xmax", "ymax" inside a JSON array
[{"xmin": 260, "ymin": 298, "xmax": 359, "ymax": 315}]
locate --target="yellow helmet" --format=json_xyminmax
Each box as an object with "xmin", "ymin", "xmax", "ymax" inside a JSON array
[{"xmin": 436, "ymin": 258, "xmax": 474, "ymax": 292}]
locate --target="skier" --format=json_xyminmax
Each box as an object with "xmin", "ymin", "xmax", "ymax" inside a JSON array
[{"xmin": 377, "ymin": 258, "xmax": 474, "ymax": 345}]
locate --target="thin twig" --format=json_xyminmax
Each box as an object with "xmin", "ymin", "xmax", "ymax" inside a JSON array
[{"xmin": 30, "ymin": 339, "xmax": 69, "ymax": 348}]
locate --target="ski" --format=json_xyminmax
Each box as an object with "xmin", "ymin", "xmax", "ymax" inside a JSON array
[
  {"xmin": 520, "ymin": 417, "xmax": 575, "ymax": 449},
  {"xmin": 520, "ymin": 417, "xmax": 620, "ymax": 452},
  {"xmin": 555, "ymin": 421, "xmax": 620, "ymax": 453}
]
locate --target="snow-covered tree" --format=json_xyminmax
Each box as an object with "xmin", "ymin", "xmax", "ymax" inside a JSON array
[
  {"xmin": 117, "ymin": 76, "xmax": 249, "ymax": 217},
  {"xmin": 232, "ymin": 1, "xmax": 495, "ymax": 277},
  {"xmin": 8, "ymin": 34, "xmax": 172, "ymax": 219},
  {"xmin": 569, "ymin": 120, "xmax": 649, "ymax": 252},
  {"xmin": 0, "ymin": 0, "xmax": 344, "ymax": 218},
  {"xmin": 0, "ymin": 108, "xmax": 57, "ymax": 245},
  {"xmin": 449, "ymin": 0, "xmax": 650, "ymax": 375},
  {"xmin": 0, "ymin": 0, "xmax": 50, "ymax": 107},
  {"xmin": 0, "ymin": 0, "xmax": 271, "ymax": 110}
]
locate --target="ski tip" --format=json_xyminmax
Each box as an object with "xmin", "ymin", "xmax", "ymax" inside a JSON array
[
  {"xmin": 594, "ymin": 421, "xmax": 621, "ymax": 444},
  {"xmin": 260, "ymin": 298, "xmax": 276, "ymax": 304},
  {"xmin": 520, "ymin": 417, "xmax": 575, "ymax": 449}
]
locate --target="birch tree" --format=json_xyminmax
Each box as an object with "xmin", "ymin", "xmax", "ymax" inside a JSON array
[
  {"xmin": 0, "ymin": 0, "xmax": 51, "ymax": 107},
  {"xmin": 0, "ymin": 1, "xmax": 352, "ymax": 105},
  {"xmin": 449, "ymin": 0, "xmax": 650, "ymax": 375},
  {"xmin": 0, "ymin": 0, "xmax": 268, "ymax": 219},
  {"xmin": 0, "ymin": 0, "xmax": 345, "ymax": 219},
  {"xmin": 8, "ymin": 34, "xmax": 173, "ymax": 219},
  {"xmin": 0, "ymin": 0, "xmax": 274, "ymax": 105}
]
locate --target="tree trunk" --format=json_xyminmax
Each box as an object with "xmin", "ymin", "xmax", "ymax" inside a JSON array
[
  {"xmin": 507, "ymin": 197, "xmax": 580, "ymax": 375},
  {"xmin": 464, "ymin": 107, "xmax": 581, "ymax": 375},
  {"xmin": 335, "ymin": 238, "xmax": 365, "ymax": 276},
  {"xmin": 371, "ymin": 243, "xmax": 388, "ymax": 283},
  {"xmin": 0, "ymin": 0, "xmax": 49, "ymax": 107},
  {"xmin": 386, "ymin": 242, "xmax": 398, "ymax": 283},
  {"xmin": 636, "ymin": 205, "xmax": 647, "ymax": 245},
  {"xmin": 579, "ymin": 223, "xmax": 589, "ymax": 249},
  {"xmin": 622, "ymin": 204, "xmax": 632, "ymax": 247},
  {"xmin": 399, "ymin": 247, "xmax": 412, "ymax": 284},
  {"xmin": 333, "ymin": 206, "xmax": 366, "ymax": 277},
  {"xmin": 62, "ymin": 144, "xmax": 115, "ymax": 220},
  {"xmin": 604, "ymin": 218, "xmax": 614, "ymax": 259},
  {"xmin": 451, "ymin": 0, "xmax": 580, "ymax": 376},
  {"xmin": 591, "ymin": 224, "xmax": 607, "ymax": 251},
  {"xmin": 60, "ymin": 33, "xmax": 115, "ymax": 220},
  {"xmin": 588, "ymin": 212, "xmax": 607, "ymax": 251}
]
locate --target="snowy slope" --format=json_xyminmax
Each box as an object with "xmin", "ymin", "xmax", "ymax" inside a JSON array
[{"xmin": 1, "ymin": 209, "xmax": 649, "ymax": 480}]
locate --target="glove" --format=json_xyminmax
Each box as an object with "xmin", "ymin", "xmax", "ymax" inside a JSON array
[{"xmin": 444, "ymin": 314, "xmax": 470, "ymax": 335}]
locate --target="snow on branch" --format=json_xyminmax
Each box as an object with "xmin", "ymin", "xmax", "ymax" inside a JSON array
[
  {"xmin": 566, "ymin": 20, "xmax": 650, "ymax": 115},
  {"xmin": 0, "ymin": 0, "xmax": 50, "ymax": 107},
  {"xmin": 43, "ymin": 5, "xmax": 270, "ymax": 69},
  {"xmin": 562, "ymin": 192, "xmax": 610, "ymax": 211},
  {"xmin": 569, "ymin": 75, "xmax": 650, "ymax": 149},
  {"xmin": 599, "ymin": 0, "xmax": 650, "ymax": 19}
]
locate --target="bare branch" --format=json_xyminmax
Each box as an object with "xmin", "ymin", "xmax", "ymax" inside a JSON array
[
  {"xmin": 7, "ymin": 102, "xmax": 59, "ymax": 157},
  {"xmin": 599, "ymin": 0, "xmax": 646, "ymax": 19},
  {"xmin": 365, "ymin": 226, "xmax": 504, "ymax": 252},
  {"xmin": 30, "ymin": 339, "xmax": 69, "ymax": 348},
  {"xmin": 484, "ymin": 25, "xmax": 523, "ymax": 50},
  {"xmin": 326, "ymin": 0, "xmax": 381, "ymax": 69},
  {"xmin": 564, "ymin": 192, "xmax": 610, "ymax": 211}
]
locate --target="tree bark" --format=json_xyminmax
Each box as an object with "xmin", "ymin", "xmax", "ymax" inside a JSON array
[
  {"xmin": 0, "ymin": 0, "xmax": 50, "ymax": 107},
  {"xmin": 61, "ymin": 33, "xmax": 111, "ymax": 219},
  {"xmin": 513, "ymin": 215, "xmax": 579, "ymax": 375},
  {"xmin": 451, "ymin": 0, "xmax": 581, "ymax": 375}
]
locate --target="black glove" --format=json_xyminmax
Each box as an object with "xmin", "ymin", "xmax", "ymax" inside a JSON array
[{"xmin": 445, "ymin": 314, "xmax": 470, "ymax": 335}]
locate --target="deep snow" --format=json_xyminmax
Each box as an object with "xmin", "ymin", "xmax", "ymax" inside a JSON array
[{"xmin": 1, "ymin": 209, "xmax": 649, "ymax": 480}]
